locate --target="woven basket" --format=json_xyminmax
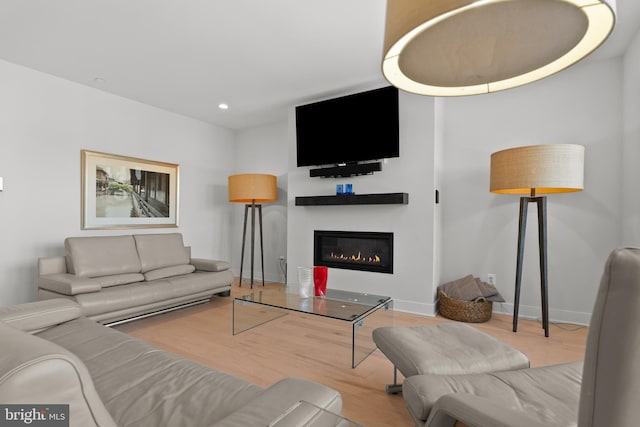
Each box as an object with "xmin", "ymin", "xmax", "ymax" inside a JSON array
[{"xmin": 438, "ymin": 289, "xmax": 492, "ymax": 323}]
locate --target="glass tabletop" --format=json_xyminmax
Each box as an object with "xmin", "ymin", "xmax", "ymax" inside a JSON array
[{"xmin": 235, "ymin": 285, "xmax": 391, "ymax": 322}]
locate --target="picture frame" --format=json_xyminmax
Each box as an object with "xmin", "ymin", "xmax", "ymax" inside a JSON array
[{"xmin": 81, "ymin": 150, "xmax": 179, "ymax": 230}]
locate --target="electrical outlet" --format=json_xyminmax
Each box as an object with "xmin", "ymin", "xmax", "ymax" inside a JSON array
[{"xmin": 487, "ymin": 273, "xmax": 496, "ymax": 287}]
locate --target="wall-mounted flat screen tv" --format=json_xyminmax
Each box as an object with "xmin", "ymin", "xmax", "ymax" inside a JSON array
[{"xmin": 295, "ymin": 86, "xmax": 399, "ymax": 167}]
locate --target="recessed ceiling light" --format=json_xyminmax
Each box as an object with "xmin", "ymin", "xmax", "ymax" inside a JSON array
[
  {"xmin": 93, "ymin": 77, "xmax": 106, "ymax": 85},
  {"xmin": 218, "ymin": 103, "xmax": 229, "ymax": 110}
]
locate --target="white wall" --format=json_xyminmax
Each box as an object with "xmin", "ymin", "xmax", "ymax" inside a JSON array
[
  {"xmin": 4, "ymin": 39, "xmax": 630, "ymax": 324},
  {"xmin": 188, "ymin": 52, "xmax": 627, "ymax": 324},
  {"xmin": 622, "ymin": 29, "xmax": 640, "ymax": 246},
  {"xmin": 233, "ymin": 121, "xmax": 289, "ymax": 284},
  {"xmin": 244, "ymin": 57, "xmax": 626, "ymax": 323},
  {"xmin": 0, "ymin": 59, "xmax": 236, "ymax": 306},
  {"xmin": 440, "ymin": 58, "xmax": 623, "ymax": 325},
  {"xmin": 287, "ymin": 89, "xmax": 438, "ymax": 315},
  {"xmin": 432, "ymin": 99, "xmax": 445, "ymax": 298}
]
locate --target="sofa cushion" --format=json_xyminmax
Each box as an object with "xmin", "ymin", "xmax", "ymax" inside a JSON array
[
  {"xmin": 71, "ymin": 271, "xmax": 230, "ymax": 318},
  {"xmin": 0, "ymin": 322, "xmax": 117, "ymax": 426},
  {"xmin": 403, "ymin": 361, "xmax": 583, "ymax": 424},
  {"xmin": 72, "ymin": 280, "xmax": 177, "ymax": 317},
  {"xmin": 94, "ymin": 273, "xmax": 144, "ymax": 288},
  {"xmin": 0, "ymin": 299, "xmax": 82, "ymax": 333},
  {"xmin": 144, "ymin": 264, "xmax": 195, "ymax": 281},
  {"xmin": 191, "ymin": 258, "xmax": 231, "ymax": 272},
  {"xmin": 37, "ymin": 317, "xmax": 264, "ymax": 426},
  {"xmin": 65, "ymin": 236, "xmax": 141, "ymax": 277},
  {"xmin": 166, "ymin": 270, "xmax": 234, "ymax": 297},
  {"xmin": 134, "ymin": 233, "xmax": 190, "ymax": 273},
  {"xmin": 38, "ymin": 273, "xmax": 102, "ymax": 296},
  {"xmin": 213, "ymin": 378, "xmax": 342, "ymax": 427}
]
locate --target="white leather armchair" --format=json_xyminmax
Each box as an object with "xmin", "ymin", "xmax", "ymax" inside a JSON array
[{"xmin": 411, "ymin": 247, "xmax": 640, "ymax": 427}]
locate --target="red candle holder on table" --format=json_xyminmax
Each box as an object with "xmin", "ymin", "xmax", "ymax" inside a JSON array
[{"xmin": 313, "ymin": 266, "xmax": 328, "ymax": 297}]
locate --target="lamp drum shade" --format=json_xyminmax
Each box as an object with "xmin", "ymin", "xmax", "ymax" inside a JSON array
[
  {"xmin": 228, "ymin": 174, "xmax": 277, "ymax": 203},
  {"xmin": 382, "ymin": 0, "xmax": 615, "ymax": 96},
  {"xmin": 490, "ymin": 144, "xmax": 585, "ymax": 195}
]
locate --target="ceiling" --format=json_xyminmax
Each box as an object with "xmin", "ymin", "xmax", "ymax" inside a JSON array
[{"xmin": 0, "ymin": 0, "xmax": 638, "ymax": 130}]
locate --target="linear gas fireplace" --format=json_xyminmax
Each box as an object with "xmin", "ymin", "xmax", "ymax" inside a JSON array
[{"xmin": 314, "ymin": 230, "xmax": 393, "ymax": 274}]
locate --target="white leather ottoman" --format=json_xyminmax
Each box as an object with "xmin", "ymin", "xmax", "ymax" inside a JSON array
[{"xmin": 372, "ymin": 322, "xmax": 530, "ymax": 393}]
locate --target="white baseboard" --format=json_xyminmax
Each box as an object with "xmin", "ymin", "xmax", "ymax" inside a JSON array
[
  {"xmin": 493, "ymin": 302, "xmax": 591, "ymax": 326},
  {"xmin": 392, "ymin": 299, "xmax": 437, "ymax": 317},
  {"xmin": 391, "ymin": 300, "xmax": 590, "ymax": 326},
  {"xmin": 238, "ymin": 274, "xmax": 284, "ymax": 285}
]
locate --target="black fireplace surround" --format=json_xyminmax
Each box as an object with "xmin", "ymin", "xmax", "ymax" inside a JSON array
[{"xmin": 314, "ymin": 230, "xmax": 393, "ymax": 274}]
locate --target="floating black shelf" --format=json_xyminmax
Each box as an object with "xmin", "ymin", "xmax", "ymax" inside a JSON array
[{"xmin": 295, "ymin": 192, "xmax": 408, "ymax": 206}]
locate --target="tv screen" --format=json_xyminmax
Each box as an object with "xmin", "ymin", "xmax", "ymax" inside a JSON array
[{"xmin": 295, "ymin": 86, "xmax": 399, "ymax": 167}]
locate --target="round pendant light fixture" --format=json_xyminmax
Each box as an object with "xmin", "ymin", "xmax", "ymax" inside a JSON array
[{"xmin": 382, "ymin": 0, "xmax": 616, "ymax": 96}]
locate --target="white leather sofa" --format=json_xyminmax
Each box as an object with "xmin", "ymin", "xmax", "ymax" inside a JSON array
[
  {"xmin": 0, "ymin": 299, "xmax": 342, "ymax": 426},
  {"xmin": 37, "ymin": 233, "xmax": 232, "ymax": 324}
]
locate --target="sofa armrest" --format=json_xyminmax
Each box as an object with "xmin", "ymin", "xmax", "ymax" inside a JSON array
[
  {"xmin": 212, "ymin": 378, "xmax": 342, "ymax": 427},
  {"xmin": 38, "ymin": 273, "xmax": 101, "ymax": 296},
  {"xmin": 0, "ymin": 322, "xmax": 117, "ymax": 426},
  {"xmin": 191, "ymin": 258, "xmax": 231, "ymax": 272},
  {"xmin": 426, "ymin": 394, "xmax": 549, "ymax": 427},
  {"xmin": 38, "ymin": 256, "xmax": 68, "ymax": 276},
  {"xmin": 0, "ymin": 299, "xmax": 81, "ymax": 333}
]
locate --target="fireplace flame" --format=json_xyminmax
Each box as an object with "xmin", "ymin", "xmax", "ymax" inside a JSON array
[{"xmin": 329, "ymin": 251, "xmax": 382, "ymax": 264}]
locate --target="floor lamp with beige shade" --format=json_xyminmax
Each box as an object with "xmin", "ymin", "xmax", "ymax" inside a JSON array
[
  {"xmin": 490, "ymin": 144, "xmax": 584, "ymax": 337},
  {"xmin": 228, "ymin": 174, "xmax": 278, "ymax": 288}
]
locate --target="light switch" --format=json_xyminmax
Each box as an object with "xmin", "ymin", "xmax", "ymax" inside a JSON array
[{"xmin": 0, "ymin": 177, "xmax": 3, "ymax": 191}]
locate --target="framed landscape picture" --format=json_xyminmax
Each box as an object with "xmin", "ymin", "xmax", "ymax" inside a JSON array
[{"xmin": 81, "ymin": 150, "xmax": 179, "ymax": 229}]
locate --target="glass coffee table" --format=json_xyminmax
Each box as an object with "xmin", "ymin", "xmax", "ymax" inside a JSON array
[{"xmin": 233, "ymin": 285, "xmax": 393, "ymax": 368}]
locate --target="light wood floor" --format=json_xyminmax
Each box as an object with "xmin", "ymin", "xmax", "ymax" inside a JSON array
[{"xmin": 115, "ymin": 280, "xmax": 587, "ymax": 427}]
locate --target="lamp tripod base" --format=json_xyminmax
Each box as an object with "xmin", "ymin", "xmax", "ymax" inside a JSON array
[
  {"xmin": 513, "ymin": 196, "xmax": 549, "ymax": 337},
  {"xmin": 238, "ymin": 202, "xmax": 265, "ymax": 289}
]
